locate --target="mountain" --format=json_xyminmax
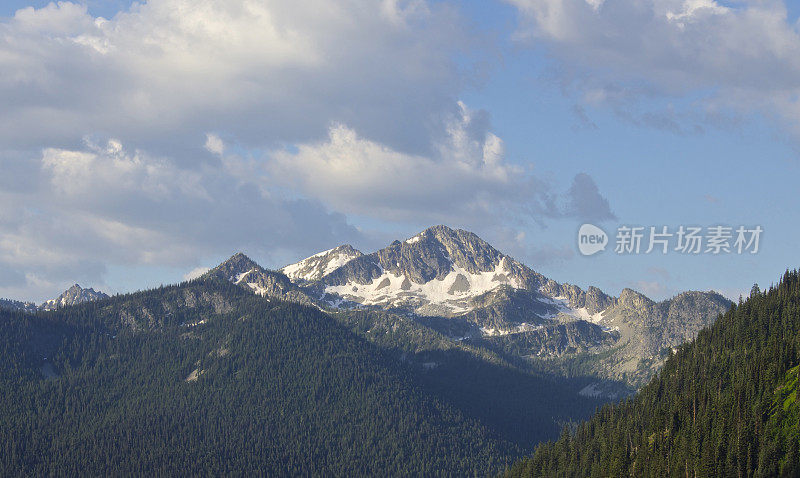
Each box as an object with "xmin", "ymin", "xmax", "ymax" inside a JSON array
[
  {"xmin": 312, "ymin": 225, "xmax": 551, "ymax": 315},
  {"xmin": 203, "ymin": 252, "xmax": 314, "ymax": 305},
  {"xmin": 504, "ymin": 288, "xmax": 734, "ymax": 388},
  {"xmin": 1, "ymin": 285, "xmax": 108, "ymax": 313},
  {"xmin": 280, "ymin": 244, "xmax": 362, "ymax": 283},
  {"xmin": 0, "ymin": 274, "xmax": 601, "ymax": 475},
  {"xmin": 0, "ymin": 298, "xmax": 37, "ymax": 313},
  {"xmin": 273, "ymin": 225, "xmax": 730, "ymax": 390},
  {"xmin": 505, "ymin": 270, "xmax": 800, "ymax": 477},
  {"xmin": 39, "ymin": 284, "xmax": 108, "ymax": 311},
  {"xmin": 589, "ymin": 289, "xmax": 733, "ymax": 386}
]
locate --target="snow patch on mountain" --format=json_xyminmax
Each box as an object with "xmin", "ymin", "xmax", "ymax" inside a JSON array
[
  {"xmin": 479, "ymin": 322, "xmax": 544, "ymax": 337},
  {"xmin": 324, "ymin": 257, "xmax": 522, "ymax": 314},
  {"xmin": 281, "ymin": 245, "xmax": 363, "ymax": 283},
  {"xmin": 234, "ymin": 270, "xmax": 254, "ymax": 283},
  {"xmin": 538, "ymin": 295, "xmax": 606, "ymax": 323},
  {"xmin": 246, "ymin": 283, "xmax": 272, "ymax": 298},
  {"xmin": 405, "ymin": 234, "xmax": 422, "ymax": 244}
]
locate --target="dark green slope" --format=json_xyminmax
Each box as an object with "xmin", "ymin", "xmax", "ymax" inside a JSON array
[
  {"xmin": 0, "ymin": 279, "xmax": 524, "ymax": 476},
  {"xmin": 330, "ymin": 309, "xmax": 607, "ymax": 448},
  {"xmin": 505, "ymin": 271, "xmax": 800, "ymax": 478}
]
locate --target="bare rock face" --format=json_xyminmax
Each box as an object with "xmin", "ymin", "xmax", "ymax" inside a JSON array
[
  {"xmin": 479, "ymin": 321, "xmax": 620, "ymax": 358},
  {"xmin": 655, "ymin": 291, "xmax": 731, "ymax": 349},
  {"xmin": 618, "ymin": 288, "xmax": 655, "ymax": 312},
  {"xmin": 539, "ymin": 281, "xmax": 616, "ymax": 312},
  {"xmin": 584, "ymin": 286, "xmax": 616, "ymax": 315},
  {"xmin": 40, "ymin": 284, "xmax": 109, "ymax": 311},
  {"xmin": 589, "ymin": 289, "xmax": 731, "ymax": 387},
  {"xmin": 461, "ymin": 286, "xmax": 558, "ymax": 332}
]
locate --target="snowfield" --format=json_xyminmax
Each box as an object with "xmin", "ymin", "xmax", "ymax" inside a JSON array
[{"xmin": 324, "ymin": 257, "xmax": 522, "ymax": 314}]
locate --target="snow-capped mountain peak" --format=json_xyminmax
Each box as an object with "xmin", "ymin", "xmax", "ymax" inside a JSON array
[{"xmin": 305, "ymin": 225, "xmax": 551, "ymax": 316}]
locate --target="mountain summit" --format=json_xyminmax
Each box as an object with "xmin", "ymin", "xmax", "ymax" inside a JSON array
[
  {"xmin": 205, "ymin": 252, "xmax": 314, "ymax": 305},
  {"xmin": 314, "ymin": 225, "xmax": 548, "ymax": 316},
  {"xmin": 40, "ymin": 284, "xmax": 108, "ymax": 311}
]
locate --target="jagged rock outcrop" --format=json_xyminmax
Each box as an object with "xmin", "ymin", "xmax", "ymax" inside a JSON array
[
  {"xmin": 586, "ymin": 289, "xmax": 731, "ymax": 387},
  {"xmin": 40, "ymin": 284, "xmax": 109, "ymax": 311},
  {"xmin": 461, "ymin": 286, "xmax": 558, "ymax": 332}
]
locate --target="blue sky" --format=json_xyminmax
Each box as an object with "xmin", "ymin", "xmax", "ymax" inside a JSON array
[{"xmin": 1, "ymin": 0, "xmax": 798, "ymax": 302}]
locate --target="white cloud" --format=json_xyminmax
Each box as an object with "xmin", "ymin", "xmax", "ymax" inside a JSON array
[
  {"xmin": 665, "ymin": 0, "xmax": 728, "ymax": 26},
  {"xmin": 0, "ymin": 0, "xmax": 466, "ymax": 154},
  {"xmin": 267, "ymin": 102, "xmax": 614, "ymax": 225},
  {"xmin": 0, "ymin": 0, "xmax": 619, "ymax": 302},
  {"xmin": 506, "ymin": 0, "xmax": 800, "ymax": 137},
  {"xmin": 268, "ymin": 102, "xmax": 531, "ymax": 223},
  {"xmin": 204, "ymin": 133, "xmax": 225, "ymax": 156},
  {"xmin": 0, "ymin": 0, "xmax": 470, "ymax": 301},
  {"xmin": 42, "ymin": 138, "xmax": 208, "ymax": 200},
  {"xmin": 0, "ymin": 136, "xmax": 363, "ymax": 302}
]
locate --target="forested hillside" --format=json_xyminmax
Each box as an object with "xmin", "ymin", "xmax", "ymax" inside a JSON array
[
  {"xmin": 505, "ymin": 271, "xmax": 800, "ymax": 477},
  {"xmin": 0, "ymin": 277, "xmax": 600, "ymax": 476}
]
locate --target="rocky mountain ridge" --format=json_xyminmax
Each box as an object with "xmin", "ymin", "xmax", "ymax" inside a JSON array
[
  {"xmin": 203, "ymin": 252, "xmax": 314, "ymax": 306},
  {"xmin": 40, "ymin": 284, "xmax": 109, "ymax": 311},
  {"xmin": 1, "ymin": 284, "xmax": 109, "ymax": 313},
  {"xmin": 0, "ymin": 298, "xmax": 38, "ymax": 313}
]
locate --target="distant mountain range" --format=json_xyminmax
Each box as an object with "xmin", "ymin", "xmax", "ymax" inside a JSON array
[
  {"xmin": 203, "ymin": 225, "xmax": 731, "ymax": 390},
  {"xmin": 1, "ymin": 284, "xmax": 108, "ymax": 313},
  {"xmin": 0, "ymin": 225, "xmax": 730, "ymax": 392}
]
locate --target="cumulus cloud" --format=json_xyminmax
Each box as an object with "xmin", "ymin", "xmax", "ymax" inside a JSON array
[
  {"xmin": 0, "ymin": 137, "xmax": 363, "ymax": 301},
  {"xmin": 42, "ymin": 138, "xmax": 208, "ymax": 201},
  {"xmin": 506, "ymin": 0, "xmax": 800, "ymax": 137},
  {"xmin": 267, "ymin": 103, "xmax": 538, "ymax": 224},
  {"xmin": 266, "ymin": 103, "xmax": 614, "ymax": 226},
  {"xmin": 0, "ymin": 0, "xmax": 470, "ymax": 300},
  {"xmin": 0, "ymin": 0, "xmax": 466, "ymax": 154}
]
